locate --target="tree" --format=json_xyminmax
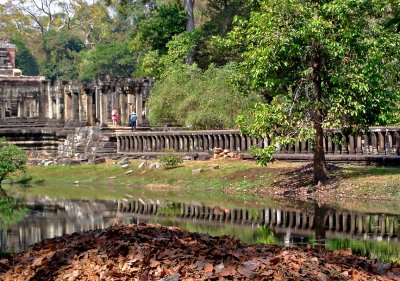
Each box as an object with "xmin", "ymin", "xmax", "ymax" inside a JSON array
[
  {"xmin": 0, "ymin": 138, "xmax": 27, "ymax": 194},
  {"xmin": 12, "ymin": 37, "xmax": 40, "ymax": 76},
  {"xmin": 147, "ymin": 62, "xmax": 261, "ymax": 129},
  {"xmin": 229, "ymin": 0, "xmax": 400, "ymax": 184},
  {"xmin": 41, "ymin": 30, "xmax": 85, "ymax": 82},
  {"xmin": 79, "ymin": 41, "xmax": 137, "ymax": 81}
]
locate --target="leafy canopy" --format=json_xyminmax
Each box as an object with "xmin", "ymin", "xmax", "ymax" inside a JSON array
[
  {"xmin": 230, "ymin": 0, "xmax": 400, "ymax": 165},
  {"xmin": 147, "ymin": 62, "xmax": 261, "ymax": 129},
  {"xmin": 0, "ymin": 138, "xmax": 27, "ymax": 184}
]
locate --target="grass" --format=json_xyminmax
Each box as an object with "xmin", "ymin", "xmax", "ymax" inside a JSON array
[
  {"xmin": 4, "ymin": 159, "xmax": 400, "ymax": 213},
  {"xmin": 4, "ymin": 159, "xmax": 283, "ymax": 209}
]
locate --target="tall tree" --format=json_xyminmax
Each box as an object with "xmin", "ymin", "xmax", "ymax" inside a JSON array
[{"xmin": 230, "ymin": 0, "xmax": 400, "ymax": 184}]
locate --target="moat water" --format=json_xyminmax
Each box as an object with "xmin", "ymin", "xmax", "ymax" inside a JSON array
[{"xmin": 1, "ymin": 187, "xmax": 400, "ymax": 262}]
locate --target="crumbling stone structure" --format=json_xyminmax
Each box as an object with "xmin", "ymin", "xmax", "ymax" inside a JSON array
[
  {"xmin": 0, "ymin": 38, "xmax": 153, "ymax": 158},
  {"xmin": 52, "ymin": 77, "xmax": 152, "ymax": 127},
  {"xmin": 0, "ymin": 39, "xmax": 153, "ymax": 126}
]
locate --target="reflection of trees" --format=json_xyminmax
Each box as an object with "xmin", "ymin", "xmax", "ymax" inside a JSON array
[
  {"xmin": 326, "ymin": 238, "xmax": 400, "ymax": 263},
  {"xmin": 0, "ymin": 198, "xmax": 28, "ymax": 228},
  {"xmin": 314, "ymin": 202, "xmax": 328, "ymax": 248}
]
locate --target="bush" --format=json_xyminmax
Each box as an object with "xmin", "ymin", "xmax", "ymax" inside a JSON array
[
  {"xmin": 158, "ymin": 152, "xmax": 183, "ymax": 169},
  {"xmin": 147, "ymin": 62, "xmax": 261, "ymax": 129}
]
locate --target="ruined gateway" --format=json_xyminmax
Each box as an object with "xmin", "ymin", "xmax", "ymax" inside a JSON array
[{"xmin": 0, "ymin": 39, "xmax": 153, "ymax": 161}]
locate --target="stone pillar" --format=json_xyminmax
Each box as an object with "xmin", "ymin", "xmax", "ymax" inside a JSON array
[
  {"xmin": 371, "ymin": 132, "xmax": 378, "ymax": 154},
  {"xmin": 119, "ymin": 89, "xmax": 127, "ymax": 126},
  {"xmin": 356, "ymin": 135, "xmax": 362, "ymax": 155},
  {"xmin": 349, "ymin": 135, "xmax": 355, "ymax": 154},
  {"xmin": 388, "ymin": 132, "xmax": 394, "ymax": 155},
  {"xmin": 378, "ymin": 131, "xmax": 385, "ymax": 155},
  {"xmin": 64, "ymin": 89, "xmax": 72, "ymax": 121},
  {"xmin": 47, "ymin": 83, "xmax": 53, "ymax": 119},
  {"xmin": 86, "ymin": 90, "xmax": 94, "ymax": 126},
  {"xmin": 17, "ymin": 100, "xmax": 22, "ymax": 117},
  {"xmin": 72, "ymin": 92, "xmax": 79, "ymax": 121},
  {"xmin": 135, "ymin": 85, "xmax": 143, "ymax": 126},
  {"xmin": 99, "ymin": 86, "xmax": 108, "ymax": 127}
]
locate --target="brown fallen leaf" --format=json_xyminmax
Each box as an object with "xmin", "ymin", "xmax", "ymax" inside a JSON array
[{"xmin": 204, "ymin": 263, "xmax": 214, "ymax": 273}]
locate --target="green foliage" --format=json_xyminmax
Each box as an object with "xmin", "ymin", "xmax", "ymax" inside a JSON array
[
  {"xmin": 158, "ymin": 152, "xmax": 183, "ymax": 169},
  {"xmin": 0, "ymin": 198, "xmax": 27, "ymax": 228},
  {"xmin": 0, "ymin": 138, "xmax": 27, "ymax": 184},
  {"xmin": 41, "ymin": 31, "xmax": 85, "ymax": 82},
  {"xmin": 229, "ymin": 0, "xmax": 400, "ymax": 166},
  {"xmin": 79, "ymin": 41, "xmax": 137, "ymax": 81},
  {"xmin": 157, "ymin": 202, "xmax": 182, "ymax": 216},
  {"xmin": 12, "ymin": 38, "xmax": 39, "ymax": 76},
  {"xmin": 130, "ymin": 2, "xmax": 186, "ymax": 54},
  {"xmin": 148, "ymin": 62, "xmax": 261, "ymax": 129}
]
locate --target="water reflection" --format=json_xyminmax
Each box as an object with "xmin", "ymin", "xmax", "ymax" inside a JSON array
[{"xmin": 1, "ymin": 197, "xmax": 400, "ymax": 262}]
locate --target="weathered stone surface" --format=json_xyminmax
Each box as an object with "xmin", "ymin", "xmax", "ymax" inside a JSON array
[
  {"xmin": 192, "ymin": 168, "xmax": 204, "ymax": 174},
  {"xmin": 125, "ymin": 170, "xmax": 133, "ymax": 175},
  {"xmin": 90, "ymin": 157, "xmax": 106, "ymax": 164},
  {"xmin": 138, "ymin": 161, "xmax": 147, "ymax": 169}
]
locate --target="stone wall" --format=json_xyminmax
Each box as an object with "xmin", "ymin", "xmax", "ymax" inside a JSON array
[{"xmin": 58, "ymin": 126, "xmax": 117, "ymax": 160}]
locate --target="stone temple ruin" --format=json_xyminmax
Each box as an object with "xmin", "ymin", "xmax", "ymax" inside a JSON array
[
  {"xmin": 0, "ymin": 38, "xmax": 153, "ymax": 161},
  {"xmin": 1, "ymin": 38, "xmax": 400, "ymax": 165}
]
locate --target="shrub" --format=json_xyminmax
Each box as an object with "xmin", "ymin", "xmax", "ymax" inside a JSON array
[{"xmin": 158, "ymin": 152, "xmax": 183, "ymax": 169}]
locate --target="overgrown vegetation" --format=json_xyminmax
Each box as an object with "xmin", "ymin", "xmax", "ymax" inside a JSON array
[
  {"xmin": 0, "ymin": 138, "xmax": 27, "ymax": 188},
  {"xmin": 1, "ymin": 0, "xmax": 400, "ymax": 182},
  {"xmin": 157, "ymin": 152, "xmax": 183, "ymax": 168}
]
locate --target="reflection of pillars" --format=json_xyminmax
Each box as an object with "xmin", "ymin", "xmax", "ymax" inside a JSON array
[
  {"xmin": 364, "ymin": 215, "xmax": 370, "ymax": 234},
  {"xmin": 389, "ymin": 218, "xmax": 395, "ymax": 237},
  {"xmin": 295, "ymin": 211, "xmax": 301, "ymax": 228},
  {"xmin": 271, "ymin": 209, "xmax": 276, "ymax": 226},
  {"xmin": 350, "ymin": 213, "xmax": 356, "ymax": 234},
  {"xmin": 379, "ymin": 216, "xmax": 386, "ymax": 237},
  {"xmin": 342, "ymin": 213, "xmax": 348, "ymax": 232},
  {"xmin": 357, "ymin": 216, "xmax": 363, "ymax": 235},
  {"xmin": 328, "ymin": 214, "xmax": 334, "ymax": 230},
  {"xmin": 314, "ymin": 204, "xmax": 328, "ymax": 248}
]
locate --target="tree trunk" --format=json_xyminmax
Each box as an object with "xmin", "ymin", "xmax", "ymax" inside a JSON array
[
  {"xmin": 312, "ymin": 47, "xmax": 328, "ymax": 185},
  {"xmin": 184, "ymin": 0, "xmax": 195, "ymax": 32},
  {"xmin": 0, "ymin": 186, "xmax": 9, "ymax": 198},
  {"xmin": 184, "ymin": 0, "xmax": 195, "ymax": 64}
]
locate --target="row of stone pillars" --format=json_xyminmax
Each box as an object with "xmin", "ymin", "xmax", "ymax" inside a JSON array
[
  {"xmin": 0, "ymin": 77, "xmax": 153, "ymax": 128},
  {"xmin": 117, "ymin": 128, "xmax": 400, "ymax": 155},
  {"xmin": 47, "ymin": 78, "xmax": 152, "ymax": 127}
]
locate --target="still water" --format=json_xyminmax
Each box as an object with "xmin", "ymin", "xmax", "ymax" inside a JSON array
[{"xmin": 1, "ymin": 193, "xmax": 400, "ymax": 262}]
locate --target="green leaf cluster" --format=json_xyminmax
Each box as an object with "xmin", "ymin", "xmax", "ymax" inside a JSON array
[
  {"xmin": 230, "ymin": 0, "xmax": 400, "ymax": 165},
  {"xmin": 0, "ymin": 138, "xmax": 27, "ymax": 184},
  {"xmin": 147, "ymin": 62, "xmax": 261, "ymax": 129}
]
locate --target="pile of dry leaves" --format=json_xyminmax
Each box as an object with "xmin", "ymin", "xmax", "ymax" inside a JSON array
[{"xmin": 0, "ymin": 224, "xmax": 399, "ymax": 280}]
